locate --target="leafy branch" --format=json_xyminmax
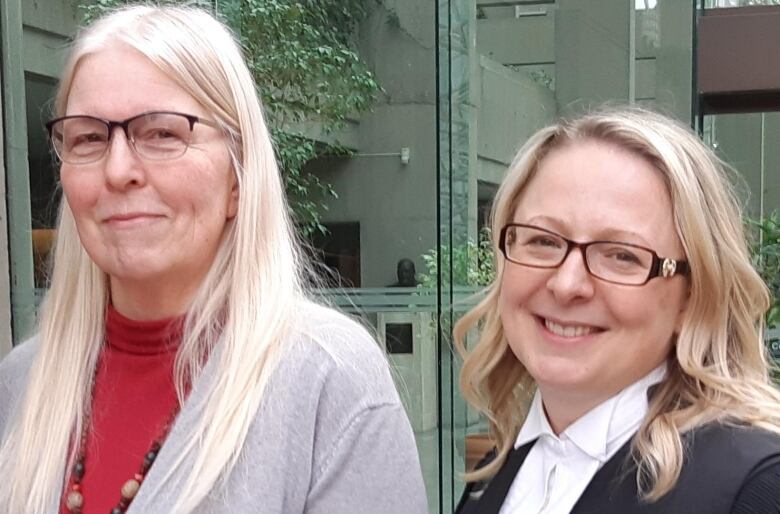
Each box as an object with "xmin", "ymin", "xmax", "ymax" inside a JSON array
[{"xmin": 417, "ymin": 227, "xmax": 496, "ymax": 289}]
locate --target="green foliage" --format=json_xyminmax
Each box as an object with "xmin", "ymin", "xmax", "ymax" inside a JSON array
[
  {"xmin": 749, "ymin": 212, "xmax": 780, "ymax": 328},
  {"xmin": 417, "ymin": 228, "xmax": 496, "ymax": 289},
  {"xmin": 747, "ymin": 213, "xmax": 780, "ymax": 373},
  {"xmin": 74, "ymin": 0, "xmax": 382, "ymax": 237},
  {"xmin": 77, "ymin": 0, "xmax": 202, "ymax": 24}
]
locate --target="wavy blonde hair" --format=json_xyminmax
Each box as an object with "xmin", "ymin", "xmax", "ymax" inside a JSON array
[
  {"xmin": 455, "ymin": 107, "xmax": 780, "ymax": 500},
  {"xmin": 0, "ymin": 5, "xmax": 310, "ymax": 513}
]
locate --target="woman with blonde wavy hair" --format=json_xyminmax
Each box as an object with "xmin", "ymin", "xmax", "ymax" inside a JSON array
[
  {"xmin": 454, "ymin": 108, "xmax": 780, "ymax": 514},
  {"xmin": 0, "ymin": 5, "xmax": 426, "ymax": 514}
]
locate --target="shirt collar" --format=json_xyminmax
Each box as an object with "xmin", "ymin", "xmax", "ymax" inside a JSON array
[{"xmin": 514, "ymin": 363, "xmax": 667, "ymax": 461}]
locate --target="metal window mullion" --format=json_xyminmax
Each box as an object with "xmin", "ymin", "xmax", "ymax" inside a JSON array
[{"xmin": 2, "ymin": 0, "xmax": 36, "ymax": 344}]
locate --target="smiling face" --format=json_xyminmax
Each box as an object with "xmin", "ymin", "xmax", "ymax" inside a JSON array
[
  {"xmin": 499, "ymin": 140, "xmax": 689, "ymax": 418},
  {"xmin": 60, "ymin": 44, "xmax": 238, "ymax": 318}
]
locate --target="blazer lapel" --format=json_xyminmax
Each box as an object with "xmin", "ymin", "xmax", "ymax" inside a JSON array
[
  {"xmin": 570, "ymin": 440, "xmax": 635, "ymax": 513},
  {"xmin": 462, "ymin": 440, "xmax": 536, "ymax": 514}
]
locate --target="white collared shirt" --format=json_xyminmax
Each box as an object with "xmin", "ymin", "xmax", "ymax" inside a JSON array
[{"xmin": 498, "ymin": 365, "xmax": 666, "ymax": 514}]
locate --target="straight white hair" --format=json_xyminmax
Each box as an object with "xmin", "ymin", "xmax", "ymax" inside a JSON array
[{"xmin": 0, "ymin": 5, "xmax": 309, "ymax": 512}]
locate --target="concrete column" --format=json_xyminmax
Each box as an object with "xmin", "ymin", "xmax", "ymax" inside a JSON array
[
  {"xmin": 555, "ymin": 0, "xmax": 631, "ymax": 115},
  {"xmin": 655, "ymin": 0, "xmax": 694, "ymax": 123}
]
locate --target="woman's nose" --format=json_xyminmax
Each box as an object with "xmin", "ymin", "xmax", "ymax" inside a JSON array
[
  {"xmin": 102, "ymin": 128, "xmax": 146, "ymax": 190},
  {"xmin": 546, "ymin": 248, "xmax": 596, "ymax": 303}
]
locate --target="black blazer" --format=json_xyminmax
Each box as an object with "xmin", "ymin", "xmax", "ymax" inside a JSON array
[{"xmin": 456, "ymin": 423, "xmax": 780, "ymax": 514}]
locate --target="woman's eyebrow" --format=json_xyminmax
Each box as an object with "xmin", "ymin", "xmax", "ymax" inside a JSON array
[
  {"xmin": 517, "ymin": 216, "xmax": 653, "ymax": 246},
  {"xmin": 594, "ymin": 228, "xmax": 652, "ymax": 246}
]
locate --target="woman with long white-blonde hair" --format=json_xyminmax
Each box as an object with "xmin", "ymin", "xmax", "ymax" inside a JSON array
[
  {"xmin": 0, "ymin": 5, "xmax": 426, "ymax": 514},
  {"xmin": 455, "ymin": 108, "xmax": 780, "ymax": 513}
]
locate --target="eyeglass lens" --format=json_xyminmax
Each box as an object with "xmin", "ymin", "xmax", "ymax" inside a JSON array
[
  {"xmin": 504, "ymin": 225, "xmax": 654, "ymax": 285},
  {"xmin": 50, "ymin": 112, "xmax": 193, "ymax": 163}
]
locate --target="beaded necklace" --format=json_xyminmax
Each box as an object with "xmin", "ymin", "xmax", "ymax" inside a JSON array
[
  {"xmin": 63, "ymin": 409, "xmax": 178, "ymax": 514},
  {"xmin": 63, "ymin": 309, "xmax": 183, "ymax": 513}
]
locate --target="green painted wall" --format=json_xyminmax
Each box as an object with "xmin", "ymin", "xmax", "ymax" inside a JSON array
[{"xmin": 1, "ymin": 0, "xmax": 76, "ymax": 347}]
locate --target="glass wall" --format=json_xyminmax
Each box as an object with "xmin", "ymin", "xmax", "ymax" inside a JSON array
[
  {"xmin": 702, "ymin": 112, "xmax": 780, "ymax": 357},
  {"xmin": 702, "ymin": 113, "xmax": 780, "ymax": 218},
  {"xmin": 302, "ymin": 2, "xmax": 442, "ymax": 509},
  {"xmin": 431, "ymin": 0, "xmax": 695, "ymax": 510},
  {"xmin": 5, "ymin": 1, "xmax": 701, "ymax": 512},
  {"xmin": 12, "ymin": 0, "xmax": 780, "ymax": 510}
]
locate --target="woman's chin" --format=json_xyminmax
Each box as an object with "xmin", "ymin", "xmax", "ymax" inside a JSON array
[{"xmin": 528, "ymin": 358, "xmax": 595, "ymax": 392}]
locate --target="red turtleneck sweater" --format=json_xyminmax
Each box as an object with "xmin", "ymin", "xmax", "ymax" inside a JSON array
[{"xmin": 62, "ymin": 305, "xmax": 182, "ymax": 514}]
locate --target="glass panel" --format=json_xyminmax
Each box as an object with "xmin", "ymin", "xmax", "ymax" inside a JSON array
[
  {"xmin": 439, "ymin": 1, "xmax": 695, "ymax": 511},
  {"xmin": 438, "ymin": 0, "xmax": 476, "ymax": 509},
  {"xmin": 703, "ymin": 112, "xmax": 780, "ymax": 217},
  {"xmin": 25, "ymin": 74, "xmax": 59, "ymax": 301},
  {"xmin": 636, "ymin": 0, "xmax": 694, "ymax": 120},
  {"xmin": 11, "ymin": 1, "xmax": 698, "ymax": 510},
  {"xmin": 299, "ymin": 2, "xmax": 444, "ymax": 510},
  {"xmin": 704, "ymin": 112, "xmax": 780, "ymax": 358}
]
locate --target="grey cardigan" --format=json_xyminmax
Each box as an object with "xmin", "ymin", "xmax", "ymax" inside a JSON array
[{"xmin": 0, "ymin": 303, "xmax": 428, "ymax": 514}]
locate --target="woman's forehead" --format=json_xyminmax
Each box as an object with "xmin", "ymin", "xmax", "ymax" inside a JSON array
[
  {"xmin": 65, "ymin": 46, "xmax": 203, "ymax": 118},
  {"xmin": 510, "ymin": 141, "xmax": 680, "ymax": 249}
]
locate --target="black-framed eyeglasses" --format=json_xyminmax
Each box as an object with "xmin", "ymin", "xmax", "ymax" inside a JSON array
[
  {"xmin": 499, "ymin": 223, "xmax": 690, "ymax": 286},
  {"xmin": 45, "ymin": 111, "xmax": 218, "ymax": 165}
]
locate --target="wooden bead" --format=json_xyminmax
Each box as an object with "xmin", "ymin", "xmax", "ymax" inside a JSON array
[
  {"xmin": 120, "ymin": 478, "xmax": 140, "ymax": 499},
  {"xmin": 143, "ymin": 450, "xmax": 158, "ymax": 471},
  {"xmin": 65, "ymin": 490, "xmax": 84, "ymax": 510},
  {"xmin": 72, "ymin": 461, "xmax": 85, "ymax": 479}
]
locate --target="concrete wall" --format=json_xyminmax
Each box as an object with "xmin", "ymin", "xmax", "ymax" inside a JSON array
[
  {"xmin": 307, "ymin": 103, "xmax": 438, "ymax": 287},
  {"xmin": 474, "ymin": 2, "xmax": 692, "ymax": 123},
  {"xmin": 311, "ymin": 1, "xmax": 561, "ymax": 286},
  {"xmin": 476, "ymin": 56, "xmax": 556, "ymax": 185},
  {"xmin": 654, "ymin": 0, "xmax": 693, "ymax": 122},
  {"xmin": 476, "ymin": 11, "xmax": 554, "ymax": 66},
  {"xmin": 555, "ymin": 0, "xmax": 631, "ymax": 114},
  {"xmin": 309, "ymin": 1, "xmax": 438, "ymax": 287}
]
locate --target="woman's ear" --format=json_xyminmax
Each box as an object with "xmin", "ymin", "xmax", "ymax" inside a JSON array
[
  {"xmin": 673, "ymin": 287, "xmax": 690, "ymax": 334},
  {"xmin": 226, "ymin": 172, "xmax": 239, "ymax": 220}
]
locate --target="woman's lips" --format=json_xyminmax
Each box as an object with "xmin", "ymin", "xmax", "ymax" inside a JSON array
[
  {"xmin": 103, "ymin": 213, "xmax": 165, "ymax": 227},
  {"xmin": 535, "ymin": 315, "xmax": 606, "ymax": 340}
]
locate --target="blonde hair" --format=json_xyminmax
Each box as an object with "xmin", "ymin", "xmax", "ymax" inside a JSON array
[
  {"xmin": 455, "ymin": 107, "xmax": 780, "ymax": 500},
  {"xmin": 0, "ymin": 5, "xmax": 310, "ymax": 512}
]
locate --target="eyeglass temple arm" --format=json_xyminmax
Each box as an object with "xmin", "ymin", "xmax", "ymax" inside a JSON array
[{"xmin": 652, "ymin": 258, "xmax": 690, "ymax": 278}]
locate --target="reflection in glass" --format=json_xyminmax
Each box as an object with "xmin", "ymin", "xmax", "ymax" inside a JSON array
[{"xmin": 25, "ymin": 75, "xmax": 59, "ymax": 293}]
